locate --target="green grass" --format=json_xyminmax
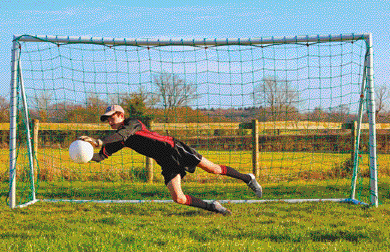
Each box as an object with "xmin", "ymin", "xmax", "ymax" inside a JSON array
[
  {"xmin": 2, "ymin": 148, "xmax": 390, "ymax": 182},
  {"xmin": 1, "ymin": 180, "xmax": 390, "ymax": 251},
  {"xmin": 4, "ymin": 178, "xmax": 373, "ymax": 205},
  {"xmin": 2, "ymin": 147, "xmax": 390, "ymax": 251},
  {"xmin": 1, "ymin": 200, "xmax": 390, "ymax": 251}
]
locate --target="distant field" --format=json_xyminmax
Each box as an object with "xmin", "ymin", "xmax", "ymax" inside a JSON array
[{"xmin": 1, "ymin": 148, "xmax": 389, "ymax": 183}]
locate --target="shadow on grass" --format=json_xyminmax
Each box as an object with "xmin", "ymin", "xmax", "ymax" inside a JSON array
[
  {"xmin": 309, "ymin": 230, "xmax": 370, "ymax": 242},
  {"xmin": 169, "ymin": 210, "xmax": 207, "ymax": 217}
]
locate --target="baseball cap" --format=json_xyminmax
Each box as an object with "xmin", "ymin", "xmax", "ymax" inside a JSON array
[{"xmin": 100, "ymin": 105, "xmax": 125, "ymax": 122}]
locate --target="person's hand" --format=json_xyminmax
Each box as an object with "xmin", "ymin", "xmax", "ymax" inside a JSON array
[{"xmin": 78, "ymin": 136, "xmax": 103, "ymax": 148}]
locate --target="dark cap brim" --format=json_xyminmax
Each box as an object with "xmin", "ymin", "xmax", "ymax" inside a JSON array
[
  {"xmin": 100, "ymin": 111, "xmax": 116, "ymax": 122},
  {"xmin": 100, "ymin": 115, "xmax": 109, "ymax": 122}
]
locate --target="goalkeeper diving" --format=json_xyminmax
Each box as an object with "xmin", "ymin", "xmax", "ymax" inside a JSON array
[{"xmin": 79, "ymin": 105, "xmax": 262, "ymax": 215}]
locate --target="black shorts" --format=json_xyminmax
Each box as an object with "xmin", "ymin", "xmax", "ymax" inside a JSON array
[{"xmin": 156, "ymin": 140, "xmax": 202, "ymax": 185}]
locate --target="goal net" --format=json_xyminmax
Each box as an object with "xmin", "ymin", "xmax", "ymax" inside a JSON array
[{"xmin": 7, "ymin": 34, "xmax": 378, "ymax": 208}]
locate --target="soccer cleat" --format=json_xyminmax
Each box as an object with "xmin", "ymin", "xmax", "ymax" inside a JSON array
[
  {"xmin": 247, "ymin": 173, "xmax": 262, "ymax": 198},
  {"xmin": 212, "ymin": 201, "xmax": 232, "ymax": 216}
]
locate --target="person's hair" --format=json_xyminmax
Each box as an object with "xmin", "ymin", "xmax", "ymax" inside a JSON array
[{"xmin": 113, "ymin": 111, "xmax": 124, "ymax": 117}]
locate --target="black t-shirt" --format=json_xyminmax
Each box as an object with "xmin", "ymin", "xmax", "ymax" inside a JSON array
[{"xmin": 93, "ymin": 118, "xmax": 203, "ymax": 184}]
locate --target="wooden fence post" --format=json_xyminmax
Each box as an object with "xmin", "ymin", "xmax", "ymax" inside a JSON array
[
  {"xmin": 146, "ymin": 157, "xmax": 154, "ymax": 183},
  {"xmin": 33, "ymin": 119, "xmax": 39, "ymax": 169},
  {"xmin": 252, "ymin": 119, "xmax": 260, "ymax": 178},
  {"xmin": 146, "ymin": 120, "xmax": 154, "ymax": 183}
]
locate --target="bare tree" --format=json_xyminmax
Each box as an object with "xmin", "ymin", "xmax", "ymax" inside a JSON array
[
  {"xmin": 85, "ymin": 92, "xmax": 107, "ymax": 122},
  {"xmin": 328, "ymin": 104, "xmax": 350, "ymax": 122},
  {"xmin": 0, "ymin": 96, "xmax": 9, "ymax": 122},
  {"xmin": 306, "ymin": 106, "xmax": 327, "ymax": 122},
  {"xmin": 375, "ymin": 84, "xmax": 389, "ymax": 118},
  {"xmin": 109, "ymin": 88, "xmax": 159, "ymax": 109},
  {"xmin": 253, "ymin": 76, "xmax": 299, "ymax": 120},
  {"xmin": 86, "ymin": 92, "xmax": 106, "ymax": 109},
  {"xmin": 33, "ymin": 92, "xmax": 53, "ymax": 122},
  {"xmin": 154, "ymin": 72, "xmax": 199, "ymax": 109},
  {"xmin": 153, "ymin": 72, "xmax": 199, "ymax": 122}
]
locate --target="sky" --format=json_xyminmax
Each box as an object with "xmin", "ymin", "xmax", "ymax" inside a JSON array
[{"xmin": 0, "ymin": 0, "xmax": 389, "ymax": 110}]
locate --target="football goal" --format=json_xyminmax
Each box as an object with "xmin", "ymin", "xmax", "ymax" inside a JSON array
[{"xmin": 7, "ymin": 33, "xmax": 378, "ymax": 208}]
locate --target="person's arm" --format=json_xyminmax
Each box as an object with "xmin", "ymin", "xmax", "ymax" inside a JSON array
[
  {"xmin": 91, "ymin": 141, "xmax": 124, "ymax": 162},
  {"xmin": 82, "ymin": 119, "xmax": 143, "ymax": 162},
  {"xmin": 87, "ymin": 132, "xmax": 126, "ymax": 162}
]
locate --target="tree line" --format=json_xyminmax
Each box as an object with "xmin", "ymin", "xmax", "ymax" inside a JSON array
[{"xmin": 0, "ymin": 73, "xmax": 389, "ymax": 124}]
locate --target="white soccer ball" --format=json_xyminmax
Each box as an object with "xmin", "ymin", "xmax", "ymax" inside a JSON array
[{"xmin": 69, "ymin": 140, "xmax": 94, "ymax": 163}]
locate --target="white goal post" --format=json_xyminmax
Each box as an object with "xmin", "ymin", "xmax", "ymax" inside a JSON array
[{"xmin": 8, "ymin": 33, "xmax": 378, "ymax": 208}]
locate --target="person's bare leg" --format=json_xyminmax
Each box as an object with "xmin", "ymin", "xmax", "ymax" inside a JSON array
[
  {"xmin": 197, "ymin": 157, "xmax": 222, "ymax": 174},
  {"xmin": 166, "ymin": 173, "xmax": 231, "ymax": 215},
  {"xmin": 166, "ymin": 174, "xmax": 187, "ymax": 204},
  {"xmin": 197, "ymin": 157, "xmax": 263, "ymax": 198},
  {"xmin": 197, "ymin": 157, "xmax": 251, "ymax": 183}
]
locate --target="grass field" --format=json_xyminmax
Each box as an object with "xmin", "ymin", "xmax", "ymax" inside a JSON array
[
  {"xmin": 1, "ymin": 180, "xmax": 390, "ymax": 251},
  {"xmin": 2, "ymin": 147, "xmax": 390, "ymax": 182},
  {"xmin": 2, "ymin": 148, "xmax": 390, "ymax": 251}
]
